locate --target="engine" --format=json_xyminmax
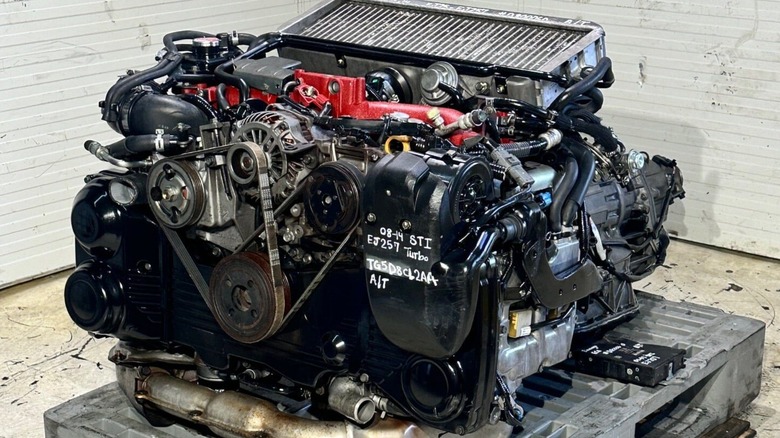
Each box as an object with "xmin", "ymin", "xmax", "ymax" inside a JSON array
[{"xmin": 64, "ymin": 1, "xmax": 684, "ymax": 436}]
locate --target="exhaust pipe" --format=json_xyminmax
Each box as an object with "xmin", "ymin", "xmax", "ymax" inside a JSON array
[{"xmin": 122, "ymin": 369, "xmax": 428, "ymax": 438}]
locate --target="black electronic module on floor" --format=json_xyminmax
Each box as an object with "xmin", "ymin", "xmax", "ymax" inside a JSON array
[{"xmin": 572, "ymin": 337, "xmax": 686, "ymax": 386}]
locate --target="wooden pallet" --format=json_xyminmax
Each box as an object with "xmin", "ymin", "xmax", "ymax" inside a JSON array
[{"xmin": 44, "ymin": 292, "xmax": 765, "ymax": 438}]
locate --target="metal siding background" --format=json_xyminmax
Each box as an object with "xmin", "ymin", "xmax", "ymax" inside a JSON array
[
  {"xmin": 0, "ymin": 0, "xmax": 308, "ymax": 288},
  {"xmin": 2, "ymin": 0, "xmax": 777, "ymax": 288},
  {"xmin": 443, "ymin": 0, "xmax": 780, "ymax": 258}
]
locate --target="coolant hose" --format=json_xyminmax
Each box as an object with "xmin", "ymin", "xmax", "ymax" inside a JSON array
[
  {"xmin": 163, "ymin": 30, "xmax": 215, "ymax": 53},
  {"xmin": 491, "ymin": 97, "xmax": 549, "ymax": 119},
  {"xmin": 236, "ymin": 33, "xmax": 256, "ymax": 46},
  {"xmin": 550, "ymin": 57, "xmax": 613, "ymax": 111},
  {"xmin": 554, "ymin": 114, "xmax": 620, "ymax": 153},
  {"xmin": 104, "ymin": 136, "xmax": 157, "ymax": 157},
  {"xmin": 561, "ymin": 139, "xmax": 596, "ymax": 227},
  {"xmin": 216, "ymin": 83, "xmax": 230, "ymax": 110},
  {"xmin": 550, "ymin": 154, "xmax": 578, "ymax": 233}
]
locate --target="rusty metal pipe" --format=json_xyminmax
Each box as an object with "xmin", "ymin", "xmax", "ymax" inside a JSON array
[{"xmin": 133, "ymin": 372, "xmax": 428, "ymax": 438}]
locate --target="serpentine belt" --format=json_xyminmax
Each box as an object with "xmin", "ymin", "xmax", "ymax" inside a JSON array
[{"xmin": 155, "ymin": 142, "xmax": 285, "ymax": 336}]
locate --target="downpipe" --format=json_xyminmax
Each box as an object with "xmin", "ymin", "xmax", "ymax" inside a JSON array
[{"xmin": 119, "ymin": 367, "xmax": 428, "ymax": 438}]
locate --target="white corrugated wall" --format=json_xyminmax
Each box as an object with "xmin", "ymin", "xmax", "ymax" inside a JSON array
[
  {"xmin": 2, "ymin": 0, "xmax": 778, "ymax": 288},
  {"xmin": 0, "ymin": 0, "xmax": 312, "ymax": 289},
  {"xmin": 445, "ymin": 0, "xmax": 780, "ymax": 258}
]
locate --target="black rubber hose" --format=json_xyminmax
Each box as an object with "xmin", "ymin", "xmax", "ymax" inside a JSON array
[
  {"xmin": 174, "ymin": 43, "xmax": 193, "ymax": 53},
  {"xmin": 163, "ymin": 30, "xmax": 215, "ymax": 53},
  {"xmin": 214, "ymin": 63, "xmax": 249, "ymax": 102},
  {"xmin": 550, "ymin": 154, "xmax": 578, "ymax": 233},
  {"xmin": 550, "ymin": 57, "xmax": 612, "ymax": 111},
  {"xmin": 437, "ymin": 82, "xmax": 466, "ymax": 111},
  {"xmin": 102, "ymin": 55, "xmax": 182, "ymax": 123},
  {"xmin": 216, "ymin": 83, "xmax": 230, "ymax": 110},
  {"xmin": 561, "ymin": 139, "xmax": 596, "ymax": 227},
  {"xmin": 484, "ymin": 116, "xmax": 501, "ymax": 142},
  {"xmin": 248, "ymin": 32, "xmax": 283, "ymax": 50},
  {"xmin": 104, "ymin": 136, "xmax": 157, "ymax": 158},
  {"xmin": 583, "ymin": 88, "xmax": 604, "ymax": 113},
  {"xmin": 554, "ymin": 113, "xmax": 620, "ymax": 153},
  {"xmin": 236, "ymin": 33, "xmax": 256, "ymax": 46},
  {"xmin": 491, "ymin": 97, "xmax": 548, "ymax": 119},
  {"xmin": 178, "ymin": 93, "xmax": 220, "ymax": 120},
  {"xmin": 561, "ymin": 88, "xmax": 605, "ymax": 115}
]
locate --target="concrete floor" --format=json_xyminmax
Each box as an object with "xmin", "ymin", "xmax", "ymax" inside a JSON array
[{"xmin": 0, "ymin": 239, "xmax": 778, "ymax": 437}]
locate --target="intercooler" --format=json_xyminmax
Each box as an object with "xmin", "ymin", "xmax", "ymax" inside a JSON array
[{"xmin": 280, "ymin": 0, "xmax": 606, "ymax": 105}]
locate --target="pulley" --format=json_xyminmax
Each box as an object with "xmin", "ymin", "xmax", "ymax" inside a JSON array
[
  {"xmin": 208, "ymin": 252, "xmax": 290, "ymax": 343},
  {"xmin": 303, "ymin": 161, "xmax": 363, "ymax": 235},
  {"xmin": 147, "ymin": 159, "xmax": 206, "ymax": 228}
]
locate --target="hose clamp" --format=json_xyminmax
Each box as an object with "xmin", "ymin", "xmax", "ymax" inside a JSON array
[{"xmin": 154, "ymin": 129, "xmax": 166, "ymax": 152}]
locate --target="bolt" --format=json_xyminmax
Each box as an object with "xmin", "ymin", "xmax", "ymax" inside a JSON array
[
  {"xmin": 290, "ymin": 204, "xmax": 302, "ymax": 217},
  {"xmin": 302, "ymin": 254, "xmax": 313, "ymax": 264},
  {"xmin": 359, "ymin": 373, "xmax": 369, "ymax": 383},
  {"xmin": 475, "ymin": 81, "xmax": 489, "ymax": 94},
  {"xmin": 366, "ymin": 213, "xmax": 376, "ymax": 223},
  {"xmin": 496, "ymin": 84, "xmax": 507, "ymax": 94},
  {"xmin": 161, "ymin": 188, "xmax": 178, "ymax": 201},
  {"xmin": 401, "ymin": 219, "xmax": 412, "ymax": 231},
  {"xmin": 336, "ymin": 58, "xmax": 346, "ymax": 67},
  {"xmin": 240, "ymin": 154, "xmax": 254, "ymax": 172},
  {"xmin": 324, "ymin": 195, "xmax": 333, "ymax": 205}
]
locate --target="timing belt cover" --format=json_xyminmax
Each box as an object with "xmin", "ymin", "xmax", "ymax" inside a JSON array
[{"xmin": 362, "ymin": 151, "xmax": 493, "ymax": 358}]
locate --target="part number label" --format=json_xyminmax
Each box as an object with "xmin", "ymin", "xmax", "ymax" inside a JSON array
[
  {"xmin": 366, "ymin": 258, "xmax": 439, "ymax": 287},
  {"xmin": 367, "ymin": 227, "xmax": 434, "ymax": 261}
]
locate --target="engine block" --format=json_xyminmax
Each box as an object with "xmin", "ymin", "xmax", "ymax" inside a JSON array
[{"xmin": 64, "ymin": 1, "xmax": 684, "ymax": 436}]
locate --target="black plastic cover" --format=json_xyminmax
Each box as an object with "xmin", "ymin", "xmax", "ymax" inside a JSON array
[
  {"xmin": 232, "ymin": 57, "xmax": 302, "ymax": 95},
  {"xmin": 362, "ymin": 151, "xmax": 493, "ymax": 359}
]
